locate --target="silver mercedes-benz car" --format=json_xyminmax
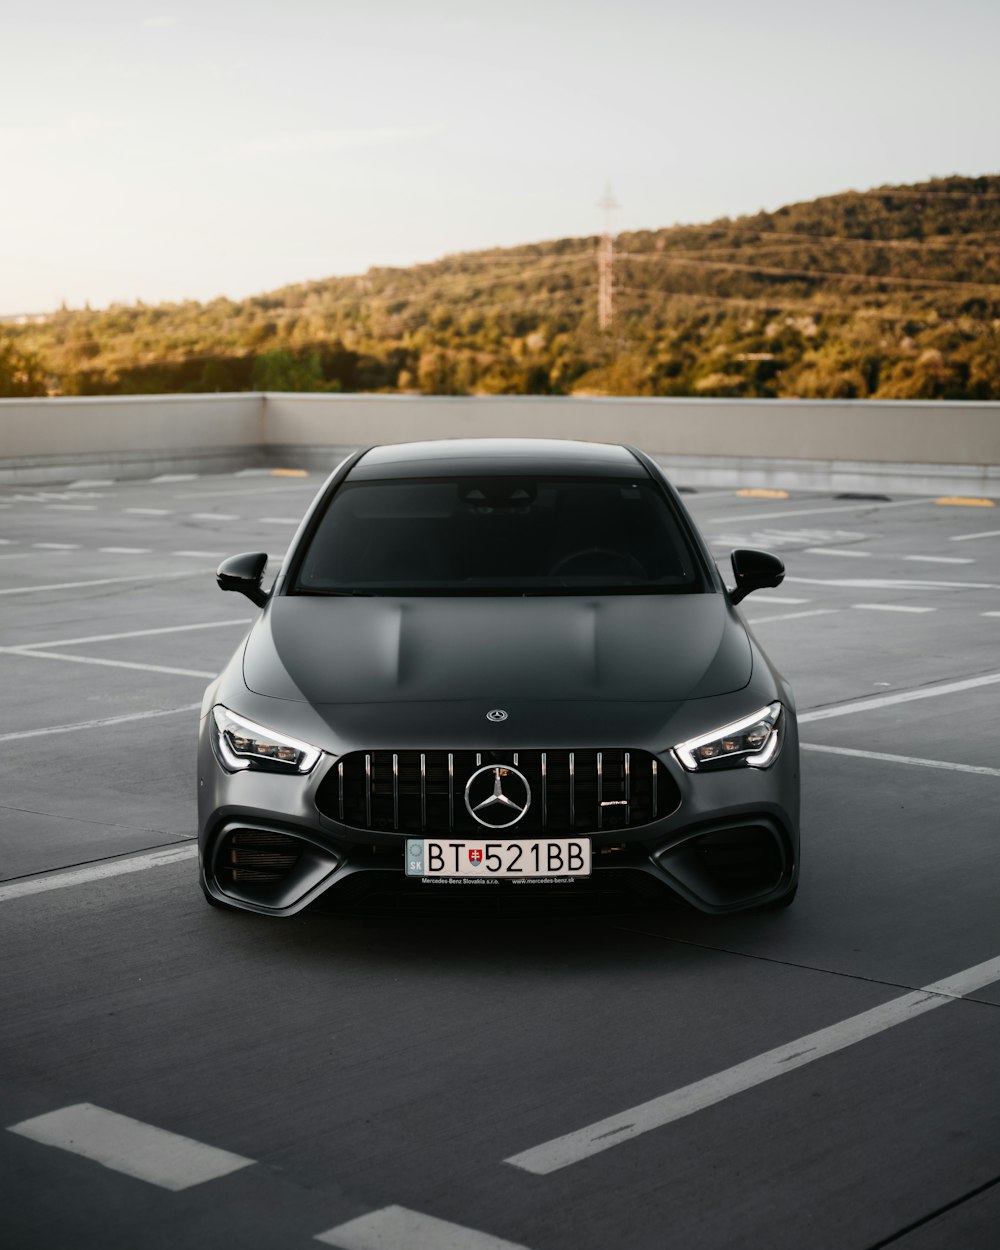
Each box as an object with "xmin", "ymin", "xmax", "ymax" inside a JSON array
[{"xmin": 198, "ymin": 438, "xmax": 799, "ymax": 916}]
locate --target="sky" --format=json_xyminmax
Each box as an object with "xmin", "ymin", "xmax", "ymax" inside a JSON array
[{"xmin": 2, "ymin": 0, "xmax": 999, "ymax": 314}]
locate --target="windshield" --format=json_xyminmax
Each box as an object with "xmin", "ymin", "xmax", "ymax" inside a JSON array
[{"xmin": 291, "ymin": 475, "xmax": 708, "ymax": 596}]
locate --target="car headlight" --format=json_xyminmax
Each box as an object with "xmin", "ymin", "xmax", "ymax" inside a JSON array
[
  {"xmin": 212, "ymin": 705, "xmax": 323, "ymax": 774},
  {"xmin": 673, "ymin": 702, "xmax": 783, "ymax": 772}
]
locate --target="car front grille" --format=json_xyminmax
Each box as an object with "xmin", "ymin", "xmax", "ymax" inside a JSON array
[{"xmin": 316, "ymin": 749, "xmax": 678, "ymax": 834}]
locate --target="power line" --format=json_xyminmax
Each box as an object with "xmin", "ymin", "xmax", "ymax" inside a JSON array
[
  {"xmin": 633, "ymin": 236, "xmax": 1000, "ymax": 256},
  {"xmin": 615, "ymin": 252, "xmax": 1000, "ymax": 291},
  {"xmin": 628, "ymin": 224, "xmax": 1000, "ymax": 247}
]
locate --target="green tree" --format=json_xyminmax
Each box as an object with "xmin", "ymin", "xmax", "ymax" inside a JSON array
[
  {"xmin": 0, "ymin": 337, "xmax": 48, "ymax": 396},
  {"xmin": 251, "ymin": 350, "xmax": 326, "ymax": 391},
  {"xmin": 197, "ymin": 359, "xmax": 240, "ymax": 392}
]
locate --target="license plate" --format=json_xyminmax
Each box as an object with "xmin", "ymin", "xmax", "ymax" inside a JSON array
[{"xmin": 405, "ymin": 838, "xmax": 591, "ymax": 878}]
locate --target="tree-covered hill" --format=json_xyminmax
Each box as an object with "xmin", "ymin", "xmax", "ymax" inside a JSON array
[{"xmin": 5, "ymin": 174, "xmax": 1000, "ymax": 400}]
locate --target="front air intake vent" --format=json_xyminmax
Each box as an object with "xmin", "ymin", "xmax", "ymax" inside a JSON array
[
  {"xmin": 218, "ymin": 829, "xmax": 303, "ymax": 885},
  {"xmin": 316, "ymin": 749, "xmax": 678, "ymax": 835}
]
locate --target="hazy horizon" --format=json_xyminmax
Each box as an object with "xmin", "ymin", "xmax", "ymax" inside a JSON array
[{"xmin": 4, "ymin": 0, "xmax": 999, "ymax": 314}]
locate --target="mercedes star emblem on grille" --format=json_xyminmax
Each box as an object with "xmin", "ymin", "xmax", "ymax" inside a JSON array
[
  {"xmin": 486, "ymin": 708, "xmax": 508, "ymax": 722},
  {"xmin": 464, "ymin": 764, "xmax": 531, "ymax": 829}
]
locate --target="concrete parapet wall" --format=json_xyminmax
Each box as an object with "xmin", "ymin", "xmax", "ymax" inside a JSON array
[
  {"xmin": 1, "ymin": 392, "xmax": 998, "ymax": 493},
  {"xmin": 0, "ymin": 393, "xmax": 264, "ymax": 485},
  {"xmin": 263, "ymin": 393, "xmax": 1000, "ymax": 467},
  {"xmin": 1, "ymin": 393, "xmax": 262, "ymax": 455}
]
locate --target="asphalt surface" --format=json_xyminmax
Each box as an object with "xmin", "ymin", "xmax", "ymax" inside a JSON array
[{"xmin": 1, "ymin": 465, "xmax": 999, "ymax": 1250}]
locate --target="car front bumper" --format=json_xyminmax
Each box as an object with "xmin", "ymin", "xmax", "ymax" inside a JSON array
[{"xmin": 197, "ymin": 711, "xmax": 800, "ymax": 917}]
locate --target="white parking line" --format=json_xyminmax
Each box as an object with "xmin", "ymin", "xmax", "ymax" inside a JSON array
[
  {"xmin": 806, "ymin": 550, "xmax": 974, "ymax": 565},
  {"xmin": 175, "ymin": 484, "xmax": 315, "ymax": 498},
  {"xmin": 14, "ymin": 492, "xmax": 88, "ymax": 502},
  {"xmin": 315, "ymin": 1207, "xmax": 532, "ymax": 1250},
  {"xmin": 505, "ymin": 953, "xmax": 1000, "ymax": 1175},
  {"xmin": 675, "ymin": 488, "xmax": 738, "ymax": 499},
  {"xmin": 151, "ymin": 473, "xmax": 198, "ymax": 482},
  {"xmin": 0, "ymin": 704, "xmax": 200, "ymax": 743},
  {"xmin": 904, "ymin": 554, "xmax": 975, "ymax": 564},
  {"xmin": 951, "ymin": 529, "xmax": 1000, "ymax": 542},
  {"xmin": 13, "ymin": 618, "xmax": 249, "ymax": 651},
  {"xmin": 708, "ymin": 498, "xmax": 934, "ymax": 524},
  {"xmin": 806, "ymin": 548, "xmax": 870, "ymax": 558},
  {"xmin": 99, "ymin": 547, "xmax": 152, "ymax": 555},
  {"xmin": 852, "ymin": 603, "xmax": 935, "ymax": 614},
  {"xmin": 801, "ymin": 743, "xmax": 1000, "ymax": 777},
  {"xmin": 787, "ymin": 576, "xmax": 1000, "ymax": 591},
  {"xmin": 0, "ymin": 648, "xmax": 215, "ymax": 679},
  {"xmin": 983, "ymin": 612, "xmax": 1000, "ymax": 618},
  {"xmin": 7, "ymin": 1103, "xmax": 254, "ymax": 1190},
  {"xmin": 0, "ymin": 571, "xmax": 200, "ymax": 596},
  {"xmin": 713, "ymin": 528, "xmax": 869, "ymax": 552},
  {"xmin": 745, "ymin": 594, "xmax": 811, "ymax": 605},
  {"xmin": 125, "ymin": 507, "xmax": 172, "ymax": 516},
  {"xmin": 260, "ymin": 516, "xmax": 300, "ymax": 524},
  {"xmin": 798, "ymin": 670, "xmax": 1000, "ymax": 723},
  {"xmin": 0, "ymin": 843, "xmax": 198, "ymax": 904},
  {"xmin": 745, "ymin": 609, "xmax": 839, "ymax": 625},
  {"xmin": 191, "ymin": 512, "xmax": 239, "ymax": 521},
  {"xmin": 172, "ymin": 549, "xmax": 227, "ymax": 558}
]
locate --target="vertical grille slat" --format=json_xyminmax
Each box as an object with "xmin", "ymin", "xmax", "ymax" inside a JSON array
[{"xmin": 320, "ymin": 748, "xmax": 676, "ymax": 834}]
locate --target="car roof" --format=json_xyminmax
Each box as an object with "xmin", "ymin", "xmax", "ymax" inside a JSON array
[{"xmin": 348, "ymin": 438, "xmax": 645, "ymax": 480}]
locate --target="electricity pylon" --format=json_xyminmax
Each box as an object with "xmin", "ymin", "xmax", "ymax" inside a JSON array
[{"xmin": 597, "ymin": 183, "xmax": 619, "ymax": 330}]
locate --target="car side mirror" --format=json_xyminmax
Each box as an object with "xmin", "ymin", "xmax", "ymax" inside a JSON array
[
  {"xmin": 216, "ymin": 551, "xmax": 270, "ymax": 607},
  {"xmin": 729, "ymin": 548, "xmax": 785, "ymax": 605}
]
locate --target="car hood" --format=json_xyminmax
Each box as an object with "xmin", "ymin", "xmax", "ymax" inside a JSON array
[{"xmin": 242, "ymin": 594, "xmax": 751, "ymax": 705}]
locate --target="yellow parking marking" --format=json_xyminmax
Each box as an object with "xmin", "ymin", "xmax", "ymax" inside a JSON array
[
  {"xmin": 736, "ymin": 488, "xmax": 789, "ymax": 499},
  {"xmin": 271, "ymin": 468, "xmax": 310, "ymax": 478},
  {"xmin": 935, "ymin": 497, "xmax": 996, "ymax": 507}
]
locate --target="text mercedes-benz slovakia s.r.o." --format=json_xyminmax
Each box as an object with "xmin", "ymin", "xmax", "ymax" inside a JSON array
[{"xmin": 198, "ymin": 439, "xmax": 799, "ymax": 914}]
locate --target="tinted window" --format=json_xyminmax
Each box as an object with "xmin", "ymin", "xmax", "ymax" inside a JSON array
[{"xmin": 293, "ymin": 476, "xmax": 707, "ymax": 595}]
